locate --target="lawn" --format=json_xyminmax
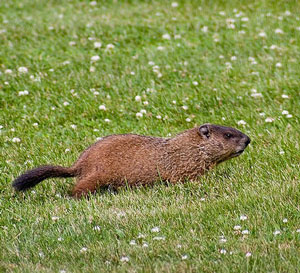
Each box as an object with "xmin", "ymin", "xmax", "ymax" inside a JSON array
[{"xmin": 0, "ymin": 0, "xmax": 300, "ymax": 272}]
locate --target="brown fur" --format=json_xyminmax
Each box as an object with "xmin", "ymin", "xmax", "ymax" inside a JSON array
[{"xmin": 12, "ymin": 124, "xmax": 250, "ymax": 198}]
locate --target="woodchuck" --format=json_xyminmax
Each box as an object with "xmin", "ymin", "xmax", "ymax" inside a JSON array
[{"xmin": 12, "ymin": 124, "xmax": 250, "ymax": 198}]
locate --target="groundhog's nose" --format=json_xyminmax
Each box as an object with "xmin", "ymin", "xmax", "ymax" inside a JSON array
[{"xmin": 244, "ymin": 136, "xmax": 251, "ymax": 146}]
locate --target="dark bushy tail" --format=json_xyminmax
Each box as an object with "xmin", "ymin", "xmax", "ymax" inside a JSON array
[{"xmin": 12, "ymin": 165, "xmax": 76, "ymax": 191}]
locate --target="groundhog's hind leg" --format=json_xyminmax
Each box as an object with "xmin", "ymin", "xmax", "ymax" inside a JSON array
[{"xmin": 72, "ymin": 175, "xmax": 105, "ymax": 198}]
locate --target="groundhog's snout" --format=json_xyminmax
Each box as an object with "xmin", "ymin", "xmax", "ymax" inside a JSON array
[
  {"xmin": 244, "ymin": 135, "xmax": 251, "ymax": 146},
  {"xmin": 238, "ymin": 135, "xmax": 251, "ymax": 152}
]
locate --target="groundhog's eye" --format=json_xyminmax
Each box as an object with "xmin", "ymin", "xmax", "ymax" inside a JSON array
[{"xmin": 224, "ymin": 133, "xmax": 233, "ymax": 139}]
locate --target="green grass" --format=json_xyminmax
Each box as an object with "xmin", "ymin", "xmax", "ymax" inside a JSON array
[{"xmin": 1, "ymin": 0, "xmax": 300, "ymax": 272}]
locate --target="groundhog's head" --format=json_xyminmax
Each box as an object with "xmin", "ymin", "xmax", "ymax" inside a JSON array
[{"xmin": 197, "ymin": 123, "xmax": 251, "ymax": 164}]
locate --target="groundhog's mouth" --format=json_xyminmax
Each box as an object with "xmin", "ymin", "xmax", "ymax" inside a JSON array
[{"xmin": 231, "ymin": 149, "xmax": 245, "ymax": 157}]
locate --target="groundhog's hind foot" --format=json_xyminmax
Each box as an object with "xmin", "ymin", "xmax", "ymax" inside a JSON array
[{"xmin": 71, "ymin": 176, "xmax": 101, "ymax": 198}]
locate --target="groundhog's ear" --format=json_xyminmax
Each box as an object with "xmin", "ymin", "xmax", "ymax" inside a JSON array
[{"xmin": 198, "ymin": 124, "xmax": 210, "ymax": 139}]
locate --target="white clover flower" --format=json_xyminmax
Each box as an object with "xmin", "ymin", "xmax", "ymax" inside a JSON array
[
  {"xmin": 70, "ymin": 124, "xmax": 77, "ymax": 129},
  {"xmin": 282, "ymin": 110, "xmax": 289, "ymax": 115},
  {"xmin": 281, "ymin": 94, "xmax": 289, "ymax": 99},
  {"xmin": 129, "ymin": 240, "xmax": 136, "ymax": 245},
  {"xmin": 220, "ymin": 249, "xmax": 227, "ymax": 254},
  {"xmin": 59, "ymin": 270, "xmax": 66, "ymax": 273},
  {"xmin": 172, "ymin": 100, "xmax": 176, "ymax": 104},
  {"xmin": 286, "ymin": 114, "xmax": 292, "ymax": 118},
  {"xmin": 106, "ymin": 44, "xmax": 115, "ymax": 50},
  {"xmin": 258, "ymin": 31, "xmax": 266, "ymax": 37},
  {"xmin": 181, "ymin": 255, "xmax": 188, "ymax": 260},
  {"xmin": 136, "ymin": 112, "xmax": 143, "ymax": 118},
  {"xmin": 90, "ymin": 66, "xmax": 96, "ymax": 72},
  {"xmin": 186, "ymin": 118, "xmax": 191, "ymax": 122},
  {"xmin": 99, "ymin": 105, "xmax": 106, "ymax": 111},
  {"xmin": 231, "ymin": 56, "xmax": 237, "ymax": 61},
  {"xmin": 270, "ymin": 45, "xmax": 277, "ymax": 50},
  {"xmin": 51, "ymin": 216, "xmax": 59, "ymax": 221},
  {"xmin": 142, "ymin": 243, "xmax": 149, "ymax": 248},
  {"xmin": 18, "ymin": 90, "xmax": 29, "ymax": 96},
  {"xmin": 90, "ymin": 1, "xmax": 97, "ymax": 6},
  {"xmin": 241, "ymin": 17, "xmax": 249, "ymax": 22},
  {"xmin": 5, "ymin": 69, "xmax": 12, "ymax": 74},
  {"xmin": 104, "ymin": 118, "xmax": 111, "ymax": 123},
  {"xmin": 18, "ymin": 67, "xmax": 28, "ymax": 73},
  {"xmin": 182, "ymin": 105, "xmax": 188, "ymax": 110},
  {"xmin": 283, "ymin": 218, "xmax": 288, "ymax": 223},
  {"xmin": 58, "ymin": 237, "xmax": 63, "ymax": 241},
  {"xmin": 273, "ymin": 230, "xmax": 281, "ymax": 236},
  {"xmin": 130, "ymin": 71, "xmax": 135, "ymax": 75},
  {"xmin": 234, "ymin": 225, "xmax": 241, "ymax": 230},
  {"xmin": 91, "ymin": 55, "xmax": 100, "ymax": 62},
  {"xmin": 219, "ymin": 11, "xmax": 225, "ymax": 16},
  {"xmin": 63, "ymin": 101, "xmax": 69, "ymax": 106},
  {"xmin": 245, "ymin": 252, "xmax": 252, "ymax": 257},
  {"xmin": 237, "ymin": 120, "xmax": 246, "ymax": 126},
  {"xmin": 157, "ymin": 46, "xmax": 165, "ymax": 51},
  {"xmin": 251, "ymin": 93, "xmax": 263, "ymax": 98},
  {"xmin": 135, "ymin": 95, "xmax": 141, "ymax": 102},
  {"xmin": 148, "ymin": 61, "xmax": 155, "ymax": 66},
  {"xmin": 140, "ymin": 109, "xmax": 147, "ymax": 114},
  {"xmin": 219, "ymin": 55, "xmax": 224, "ymax": 59},
  {"xmin": 225, "ymin": 62, "xmax": 232, "ymax": 69},
  {"xmin": 259, "ymin": 112, "xmax": 265, "ymax": 116},
  {"xmin": 202, "ymin": 26, "xmax": 208, "ymax": 33},
  {"xmin": 174, "ymin": 34, "xmax": 181, "ymax": 39},
  {"xmin": 248, "ymin": 57, "xmax": 255, "ymax": 62},
  {"xmin": 192, "ymin": 81, "xmax": 198, "ymax": 86},
  {"xmin": 120, "ymin": 256, "xmax": 129, "ymax": 262},
  {"xmin": 33, "ymin": 123, "xmax": 38, "ymax": 127},
  {"xmin": 94, "ymin": 42, "xmax": 102, "ymax": 48},
  {"xmin": 143, "ymin": 101, "xmax": 149, "ymax": 106},
  {"xmin": 65, "ymin": 148, "xmax": 70, "ymax": 153},
  {"xmin": 240, "ymin": 215, "xmax": 247, "ymax": 221},
  {"xmin": 171, "ymin": 2, "xmax": 178, "ymax": 7},
  {"xmin": 156, "ymin": 115, "xmax": 162, "ymax": 119},
  {"xmin": 62, "ymin": 60, "xmax": 70, "ymax": 65},
  {"xmin": 276, "ymin": 62, "xmax": 282, "ymax": 68},
  {"xmin": 80, "ymin": 247, "xmax": 88, "ymax": 253},
  {"xmin": 162, "ymin": 33, "xmax": 171, "ymax": 40},
  {"xmin": 265, "ymin": 117, "xmax": 274, "ymax": 123},
  {"xmin": 226, "ymin": 18, "xmax": 235, "ymax": 24},
  {"xmin": 137, "ymin": 233, "xmax": 145, "ymax": 239},
  {"xmin": 177, "ymin": 244, "xmax": 182, "ymax": 248},
  {"xmin": 275, "ymin": 28, "xmax": 284, "ymax": 34},
  {"xmin": 296, "ymin": 229, "xmax": 300, "ymax": 233},
  {"xmin": 12, "ymin": 137, "xmax": 21, "ymax": 143},
  {"xmin": 219, "ymin": 238, "xmax": 227, "ymax": 243},
  {"xmin": 153, "ymin": 236, "xmax": 165, "ymax": 240},
  {"xmin": 242, "ymin": 230, "xmax": 249, "ymax": 235},
  {"xmin": 69, "ymin": 41, "xmax": 76, "ymax": 46}
]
